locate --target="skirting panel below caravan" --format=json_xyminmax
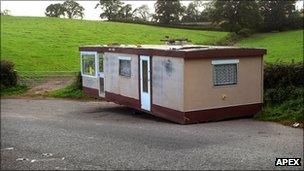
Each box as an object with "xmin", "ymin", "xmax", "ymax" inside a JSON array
[
  {"xmin": 83, "ymin": 87, "xmax": 99, "ymax": 98},
  {"xmin": 105, "ymin": 91, "xmax": 140, "ymax": 109},
  {"xmin": 103, "ymin": 91, "xmax": 262, "ymax": 124},
  {"xmin": 184, "ymin": 103, "xmax": 262, "ymax": 124}
]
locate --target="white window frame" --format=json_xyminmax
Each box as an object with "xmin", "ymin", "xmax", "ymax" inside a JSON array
[
  {"xmin": 80, "ymin": 51, "xmax": 98, "ymax": 78},
  {"xmin": 118, "ymin": 56, "xmax": 131, "ymax": 60},
  {"xmin": 118, "ymin": 56, "xmax": 132, "ymax": 77},
  {"xmin": 98, "ymin": 53, "xmax": 104, "ymax": 78},
  {"xmin": 212, "ymin": 59, "xmax": 239, "ymax": 86},
  {"xmin": 212, "ymin": 59, "xmax": 239, "ymax": 65}
]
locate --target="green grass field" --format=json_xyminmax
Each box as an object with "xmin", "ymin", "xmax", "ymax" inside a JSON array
[
  {"xmin": 1, "ymin": 16, "xmax": 228, "ymax": 74},
  {"xmin": 236, "ymin": 30, "xmax": 303, "ymax": 63},
  {"xmin": 1, "ymin": 16, "xmax": 302, "ymax": 74}
]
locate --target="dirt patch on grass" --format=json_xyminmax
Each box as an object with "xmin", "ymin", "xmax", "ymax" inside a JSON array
[{"xmin": 23, "ymin": 76, "xmax": 74, "ymax": 96}]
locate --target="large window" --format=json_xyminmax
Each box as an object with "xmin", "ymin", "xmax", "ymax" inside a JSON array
[
  {"xmin": 212, "ymin": 59, "xmax": 238, "ymax": 86},
  {"xmin": 82, "ymin": 54, "xmax": 96, "ymax": 76},
  {"xmin": 119, "ymin": 57, "xmax": 131, "ymax": 77}
]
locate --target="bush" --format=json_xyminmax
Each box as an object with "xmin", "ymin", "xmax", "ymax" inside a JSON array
[
  {"xmin": 283, "ymin": 11, "xmax": 303, "ymax": 30},
  {"xmin": 237, "ymin": 28, "xmax": 253, "ymax": 37},
  {"xmin": 0, "ymin": 60, "xmax": 18, "ymax": 88},
  {"xmin": 1, "ymin": 85, "xmax": 28, "ymax": 96},
  {"xmin": 75, "ymin": 71, "xmax": 82, "ymax": 90},
  {"xmin": 259, "ymin": 62, "xmax": 304, "ymax": 123},
  {"xmin": 216, "ymin": 20, "xmax": 242, "ymax": 32},
  {"xmin": 264, "ymin": 62, "xmax": 304, "ymax": 89},
  {"xmin": 264, "ymin": 86, "xmax": 303, "ymax": 105},
  {"xmin": 260, "ymin": 98, "xmax": 304, "ymax": 122}
]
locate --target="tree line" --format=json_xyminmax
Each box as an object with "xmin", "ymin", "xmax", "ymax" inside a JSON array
[{"xmin": 45, "ymin": 0, "xmax": 303, "ymax": 32}]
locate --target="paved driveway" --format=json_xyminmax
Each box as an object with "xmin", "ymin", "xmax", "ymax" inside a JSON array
[{"xmin": 1, "ymin": 99, "xmax": 303, "ymax": 170}]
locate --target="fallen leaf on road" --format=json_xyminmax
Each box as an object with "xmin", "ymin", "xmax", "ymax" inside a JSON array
[
  {"xmin": 1, "ymin": 147, "xmax": 14, "ymax": 150},
  {"xmin": 30, "ymin": 159, "xmax": 37, "ymax": 163},
  {"xmin": 16, "ymin": 158, "xmax": 29, "ymax": 161},
  {"xmin": 293, "ymin": 122, "xmax": 300, "ymax": 128},
  {"xmin": 42, "ymin": 153, "xmax": 53, "ymax": 157}
]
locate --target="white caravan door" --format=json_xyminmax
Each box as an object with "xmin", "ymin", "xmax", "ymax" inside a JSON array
[{"xmin": 140, "ymin": 55, "xmax": 151, "ymax": 111}]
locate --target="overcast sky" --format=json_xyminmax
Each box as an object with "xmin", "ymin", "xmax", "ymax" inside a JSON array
[
  {"xmin": 1, "ymin": 0, "xmax": 303, "ymax": 21},
  {"xmin": 0, "ymin": 1, "xmax": 191, "ymax": 20}
]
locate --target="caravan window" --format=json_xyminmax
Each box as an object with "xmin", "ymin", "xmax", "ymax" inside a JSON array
[
  {"xmin": 212, "ymin": 59, "xmax": 239, "ymax": 86},
  {"xmin": 82, "ymin": 54, "xmax": 96, "ymax": 76},
  {"xmin": 119, "ymin": 57, "xmax": 131, "ymax": 77}
]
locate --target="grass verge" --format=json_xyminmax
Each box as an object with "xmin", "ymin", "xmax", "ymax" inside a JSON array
[
  {"xmin": 258, "ymin": 99, "xmax": 303, "ymax": 121},
  {"xmin": 0, "ymin": 85, "xmax": 28, "ymax": 97},
  {"xmin": 255, "ymin": 87, "xmax": 304, "ymax": 128}
]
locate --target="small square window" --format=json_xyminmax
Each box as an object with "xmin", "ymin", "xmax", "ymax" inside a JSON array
[
  {"xmin": 213, "ymin": 64, "xmax": 237, "ymax": 86},
  {"xmin": 119, "ymin": 59, "xmax": 131, "ymax": 77}
]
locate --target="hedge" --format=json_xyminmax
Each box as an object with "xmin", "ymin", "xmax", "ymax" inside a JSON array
[
  {"xmin": 0, "ymin": 60, "xmax": 18, "ymax": 88},
  {"xmin": 264, "ymin": 62, "xmax": 304, "ymax": 89}
]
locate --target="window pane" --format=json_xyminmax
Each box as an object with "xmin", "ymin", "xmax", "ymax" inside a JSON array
[
  {"xmin": 142, "ymin": 60, "xmax": 148, "ymax": 93},
  {"xmin": 119, "ymin": 59, "xmax": 131, "ymax": 77},
  {"xmin": 100, "ymin": 77, "xmax": 104, "ymax": 92},
  {"xmin": 82, "ymin": 54, "xmax": 95, "ymax": 76},
  {"xmin": 213, "ymin": 64, "xmax": 237, "ymax": 86},
  {"xmin": 99, "ymin": 53, "xmax": 103, "ymax": 72}
]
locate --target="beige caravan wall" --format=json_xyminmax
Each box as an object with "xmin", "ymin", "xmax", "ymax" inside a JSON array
[
  {"xmin": 184, "ymin": 57, "xmax": 263, "ymax": 112},
  {"xmin": 104, "ymin": 53, "xmax": 139, "ymax": 99},
  {"xmin": 152, "ymin": 56, "xmax": 184, "ymax": 111}
]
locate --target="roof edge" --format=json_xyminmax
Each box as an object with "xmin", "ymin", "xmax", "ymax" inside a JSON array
[{"xmin": 79, "ymin": 46, "xmax": 267, "ymax": 59}]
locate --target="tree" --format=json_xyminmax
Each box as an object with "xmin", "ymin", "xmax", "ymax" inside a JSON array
[
  {"xmin": 95, "ymin": 0, "xmax": 123, "ymax": 20},
  {"xmin": 199, "ymin": 1, "xmax": 214, "ymax": 22},
  {"xmin": 45, "ymin": 3, "xmax": 65, "ymax": 18},
  {"xmin": 258, "ymin": 0, "xmax": 297, "ymax": 31},
  {"xmin": 1, "ymin": 9, "xmax": 11, "ymax": 16},
  {"xmin": 133, "ymin": 5, "xmax": 150, "ymax": 21},
  {"xmin": 154, "ymin": 0, "xmax": 185, "ymax": 24},
  {"xmin": 286, "ymin": 9, "xmax": 304, "ymax": 29},
  {"xmin": 210, "ymin": 0, "xmax": 261, "ymax": 32},
  {"xmin": 62, "ymin": 0, "xmax": 85, "ymax": 19},
  {"xmin": 117, "ymin": 4, "xmax": 134, "ymax": 20},
  {"xmin": 181, "ymin": 2, "xmax": 201, "ymax": 22}
]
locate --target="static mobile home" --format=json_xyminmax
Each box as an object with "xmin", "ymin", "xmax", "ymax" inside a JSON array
[{"xmin": 79, "ymin": 44, "xmax": 266, "ymax": 124}]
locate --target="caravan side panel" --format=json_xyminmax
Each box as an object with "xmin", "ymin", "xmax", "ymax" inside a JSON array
[
  {"xmin": 104, "ymin": 52, "xmax": 139, "ymax": 101},
  {"xmin": 151, "ymin": 56, "xmax": 184, "ymax": 112}
]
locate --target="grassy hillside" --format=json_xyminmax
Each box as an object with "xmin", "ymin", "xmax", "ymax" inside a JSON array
[
  {"xmin": 1, "ymin": 16, "xmax": 228, "ymax": 74},
  {"xmin": 236, "ymin": 30, "xmax": 303, "ymax": 63}
]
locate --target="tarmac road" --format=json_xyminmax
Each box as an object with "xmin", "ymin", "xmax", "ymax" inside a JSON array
[{"xmin": 1, "ymin": 99, "xmax": 303, "ymax": 170}]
